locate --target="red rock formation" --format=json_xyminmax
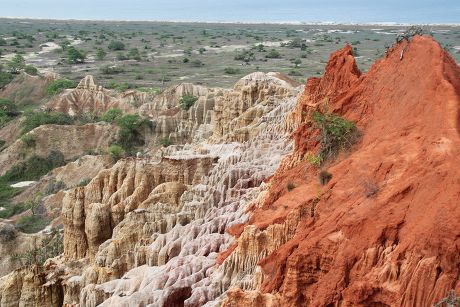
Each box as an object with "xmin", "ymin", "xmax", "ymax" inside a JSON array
[{"xmin": 223, "ymin": 36, "xmax": 460, "ymax": 306}]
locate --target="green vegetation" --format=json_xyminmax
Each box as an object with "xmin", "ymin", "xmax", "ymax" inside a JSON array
[
  {"xmin": 101, "ymin": 108, "xmax": 123, "ymax": 123},
  {"xmin": 20, "ymin": 133, "xmax": 36, "ymax": 147},
  {"xmin": 108, "ymin": 40, "xmax": 125, "ymax": 50},
  {"xmin": 12, "ymin": 228, "xmax": 63, "ymax": 264},
  {"xmin": 0, "ymin": 70, "xmax": 14, "ymax": 89},
  {"xmin": 107, "ymin": 144, "xmax": 125, "ymax": 160},
  {"xmin": 21, "ymin": 111, "xmax": 74, "ymax": 135},
  {"xmin": 312, "ymin": 111, "xmax": 360, "ymax": 162},
  {"xmin": 66, "ymin": 46, "xmax": 86, "ymax": 64},
  {"xmin": 265, "ymin": 49, "xmax": 281, "ymax": 59},
  {"xmin": 0, "ymin": 98, "xmax": 19, "ymax": 126},
  {"xmin": 77, "ymin": 178, "xmax": 91, "ymax": 187},
  {"xmin": 159, "ymin": 137, "xmax": 172, "ymax": 147},
  {"xmin": 95, "ymin": 47, "xmax": 107, "ymax": 60},
  {"xmin": 234, "ymin": 49, "xmax": 255, "ymax": 63},
  {"xmin": 24, "ymin": 65, "xmax": 38, "ymax": 75},
  {"xmin": 116, "ymin": 114, "xmax": 150, "ymax": 150},
  {"xmin": 179, "ymin": 94, "xmax": 198, "ymax": 110},
  {"xmin": 15, "ymin": 215, "xmax": 49, "ymax": 233},
  {"xmin": 45, "ymin": 79, "xmax": 77, "ymax": 95},
  {"xmin": 224, "ymin": 67, "xmax": 241, "ymax": 75},
  {"xmin": 3, "ymin": 151, "xmax": 65, "ymax": 183},
  {"xmin": 7, "ymin": 54, "xmax": 25, "ymax": 74},
  {"xmin": 0, "ymin": 202, "xmax": 30, "ymax": 219}
]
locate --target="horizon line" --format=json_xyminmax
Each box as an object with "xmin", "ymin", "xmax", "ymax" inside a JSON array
[{"xmin": 1, "ymin": 16, "xmax": 459, "ymax": 27}]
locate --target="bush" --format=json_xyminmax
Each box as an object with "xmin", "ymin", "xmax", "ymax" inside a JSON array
[
  {"xmin": 287, "ymin": 182, "xmax": 296, "ymax": 191},
  {"xmin": 0, "ymin": 71, "xmax": 14, "ymax": 89},
  {"xmin": 15, "ymin": 215, "xmax": 49, "ymax": 233},
  {"xmin": 0, "ymin": 224, "xmax": 17, "ymax": 242},
  {"xmin": 107, "ymin": 144, "xmax": 124, "ymax": 160},
  {"xmin": 8, "ymin": 54, "xmax": 25, "ymax": 73},
  {"xmin": 224, "ymin": 67, "xmax": 241, "ymax": 75},
  {"xmin": 77, "ymin": 178, "xmax": 91, "ymax": 187},
  {"xmin": 11, "ymin": 228, "xmax": 63, "ymax": 265},
  {"xmin": 234, "ymin": 49, "xmax": 255, "ymax": 62},
  {"xmin": 24, "ymin": 65, "xmax": 38, "ymax": 75},
  {"xmin": 101, "ymin": 108, "xmax": 123, "ymax": 123},
  {"xmin": 66, "ymin": 46, "xmax": 86, "ymax": 64},
  {"xmin": 159, "ymin": 137, "xmax": 171, "ymax": 147},
  {"xmin": 3, "ymin": 151, "xmax": 65, "ymax": 182},
  {"xmin": 179, "ymin": 95, "xmax": 198, "ymax": 111},
  {"xmin": 20, "ymin": 133, "xmax": 36, "ymax": 147},
  {"xmin": 95, "ymin": 47, "xmax": 107, "ymax": 60},
  {"xmin": 319, "ymin": 170, "xmax": 333, "ymax": 185},
  {"xmin": 44, "ymin": 180, "xmax": 66, "ymax": 195},
  {"xmin": 21, "ymin": 111, "xmax": 74, "ymax": 135},
  {"xmin": 265, "ymin": 49, "xmax": 281, "ymax": 59},
  {"xmin": 108, "ymin": 41, "xmax": 125, "ymax": 50},
  {"xmin": 45, "ymin": 79, "xmax": 76, "ymax": 96},
  {"xmin": 105, "ymin": 81, "xmax": 132, "ymax": 91},
  {"xmin": 312, "ymin": 111, "xmax": 360, "ymax": 161},
  {"xmin": 100, "ymin": 65, "xmax": 124, "ymax": 75},
  {"xmin": 116, "ymin": 114, "xmax": 150, "ymax": 150},
  {"xmin": 0, "ymin": 203, "xmax": 29, "ymax": 219},
  {"xmin": 0, "ymin": 98, "xmax": 19, "ymax": 126}
]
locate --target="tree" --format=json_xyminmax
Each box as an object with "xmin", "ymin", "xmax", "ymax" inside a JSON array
[
  {"xmin": 66, "ymin": 46, "xmax": 85, "ymax": 64},
  {"xmin": 8, "ymin": 54, "xmax": 25, "ymax": 74},
  {"xmin": 24, "ymin": 65, "xmax": 38, "ymax": 75},
  {"xmin": 265, "ymin": 49, "xmax": 281, "ymax": 59},
  {"xmin": 179, "ymin": 95, "xmax": 198, "ymax": 110},
  {"xmin": 293, "ymin": 59, "xmax": 302, "ymax": 68},
  {"xmin": 101, "ymin": 108, "xmax": 123, "ymax": 123},
  {"xmin": 108, "ymin": 41, "xmax": 125, "ymax": 51},
  {"xmin": 198, "ymin": 47, "xmax": 206, "ymax": 55},
  {"xmin": 46, "ymin": 79, "xmax": 76, "ymax": 96},
  {"xmin": 95, "ymin": 48, "xmax": 107, "ymax": 60}
]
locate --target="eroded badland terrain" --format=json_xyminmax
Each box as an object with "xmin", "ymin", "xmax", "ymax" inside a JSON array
[{"xmin": 0, "ymin": 21, "xmax": 459, "ymax": 306}]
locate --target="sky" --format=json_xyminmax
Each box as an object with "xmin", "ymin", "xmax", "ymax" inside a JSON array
[{"xmin": 1, "ymin": 0, "xmax": 459, "ymax": 24}]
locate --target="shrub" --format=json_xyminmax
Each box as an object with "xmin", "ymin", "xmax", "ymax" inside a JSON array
[
  {"xmin": 287, "ymin": 182, "xmax": 296, "ymax": 191},
  {"xmin": 116, "ymin": 114, "xmax": 150, "ymax": 150},
  {"xmin": 44, "ymin": 180, "xmax": 66, "ymax": 195},
  {"xmin": 15, "ymin": 215, "xmax": 49, "ymax": 233},
  {"xmin": 159, "ymin": 137, "xmax": 171, "ymax": 147},
  {"xmin": 100, "ymin": 65, "xmax": 124, "ymax": 75},
  {"xmin": 95, "ymin": 47, "xmax": 107, "ymax": 60},
  {"xmin": 108, "ymin": 41, "xmax": 125, "ymax": 50},
  {"xmin": 21, "ymin": 111, "xmax": 74, "ymax": 134},
  {"xmin": 20, "ymin": 133, "xmax": 36, "ymax": 147},
  {"xmin": 107, "ymin": 144, "xmax": 124, "ymax": 160},
  {"xmin": 101, "ymin": 108, "xmax": 123, "ymax": 123},
  {"xmin": 0, "ymin": 71, "xmax": 14, "ymax": 89},
  {"xmin": 179, "ymin": 95, "xmax": 198, "ymax": 111},
  {"xmin": 77, "ymin": 178, "xmax": 91, "ymax": 187},
  {"xmin": 319, "ymin": 170, "xmax": 333, "ymax": 185},
  {"xmin": 11, "ymin": 228, "xmax": 63, "ymax": 265},
  {"xmin": 0, "ymin": 224, "xmax": 17, "ymax": 242},
  {"xmin": 3, "ymin": 151, "xmax": 65, "ymax": 182},
  {"xmin": 66, "ymin": 46, "xmax": 86, "ymax": 64},
  {"xmin": 45, "ymin": 79, "xmax": 76, "ymax": 96},
  {"xmin": 224, "ymin": 67, "xmax": 241, "ymax": 75},
  {"xmin": 105, "ymin": 81, "xmax": 132, "ymax": 91},
  {"xmin": 265, "ymin": 49, "xmax": 281, "ymax": 59},
  {"xmin": 24, "ymin": 65, "xmax": 38, "ymax": 75},
  {"xmin": 0, "ymin": 202, "xmax": 29, "ymax": 218},
  {"xmin": 312, "ymin": 111, "xmax": 359, "ymax": 161},
  {"xmin": 0, "ymin": 98, "xmax": 19, "ymax": 126},
  {"xmin": 304, "ymin": 152, "xmax": 323, "ymax": 167},
  {"xmin": 234, "ymin": 49, "xmax": 255, "ymax": 62},
  {"xmin": 8, "ymin": 54, "xmax": 25, "ymax": 74}
]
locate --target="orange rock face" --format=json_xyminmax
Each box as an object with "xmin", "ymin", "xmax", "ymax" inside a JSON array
[{"xmin": 223, "ymin": 36, "xmax": 460, "ymax": 306}]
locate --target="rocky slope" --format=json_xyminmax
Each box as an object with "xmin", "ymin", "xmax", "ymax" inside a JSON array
[
  {"xmin": 0, "ymin": 72, "xmax": 301, "ymax": 306},
  {"xmin": 45, "ymin": 76, "xmax": 141, "ymax": 116},
  {"xmin": 221, "ymin": 36, "xmax": 460, "ymax": 306},
  {"xmin": 0, "ymin": 123, "xmax": 117, "ymax": 175}
]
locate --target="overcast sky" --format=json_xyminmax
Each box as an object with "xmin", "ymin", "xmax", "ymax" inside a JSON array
[{"xmin": 1, "ymin": 0, "xmax": 459, "ymax": 23}]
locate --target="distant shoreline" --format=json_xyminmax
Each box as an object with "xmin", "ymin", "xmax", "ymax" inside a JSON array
[{"xmin": 0, "ymin": 16, "xmax": 459, "ymax": 27}]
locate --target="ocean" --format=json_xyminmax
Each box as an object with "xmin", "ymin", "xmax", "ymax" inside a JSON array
[{"xmin": 1, "ymin": 0, "xmax": 459, "ymax": 24}]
